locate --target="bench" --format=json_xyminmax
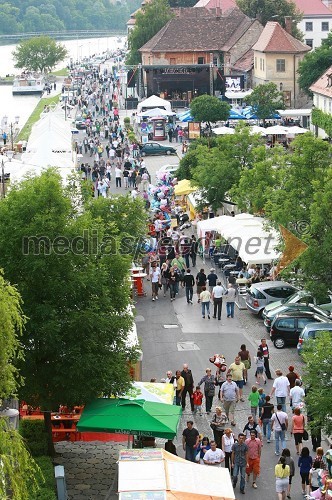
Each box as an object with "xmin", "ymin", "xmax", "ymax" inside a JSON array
[{"xmin": 52, "ymin": 428, "xmax": 81, "ymax": 442}]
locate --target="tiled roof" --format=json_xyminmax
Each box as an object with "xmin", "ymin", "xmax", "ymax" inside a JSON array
[
  {"xmin": 231, "ymin": 49, "xmax": 254, "ymax": 72},
  {"xmin": 139, "ymin": 8, "xmax": 257, "ymax": 52},
  {"xmin": 310, "ymin": 64, "xmax": 332, "ymax": 97},
  {"xmin": 293, "ymin": 0, "xmax": 332, "ymax": 16},
  {"xmin": 194, "ymin": 0, "xmax": 236, "ymax": 10},
  {"xmin": 252, "ymin": 21, "xmax": 311, "ymax": 53}
]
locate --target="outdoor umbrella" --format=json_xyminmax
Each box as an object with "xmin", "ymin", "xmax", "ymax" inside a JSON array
[
  {"xmin": 77, "ymin": 398, "xmax": 182, "ymax": 439},
  {"xmin": 286, "ymin": 126, "xmax": 308, "ymax": 135},
  {"xmin": 138, "ymin": 107, "xmax": 175, "ymax": 118},
  {"xmin": 212, "ymin": 126, "xmax": 235, "ymax": 135},
  {"xmin": 229, "ymin": 108, "xmax": 246, "ymax": 120},
  {"xmin": 265, "ymin": 125, "xmax": 289, "ymax": 135},
  {"xmin": 174, "ymin": 179, "xmax": 197, "ymax": 196}
]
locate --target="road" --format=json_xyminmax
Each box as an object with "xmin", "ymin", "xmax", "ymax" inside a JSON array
[{"xmin": 75, "ymin": 110, "xmax": 312, "ymax": 500}]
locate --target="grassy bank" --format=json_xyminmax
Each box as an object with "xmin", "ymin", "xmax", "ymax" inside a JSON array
[
  {"xmin": 17, "ymin": 94, "xmax": 61, "ymax": 142},
  {"xmin": 50, "ymin": 68, "xmax": 69, "ymax": 77}
]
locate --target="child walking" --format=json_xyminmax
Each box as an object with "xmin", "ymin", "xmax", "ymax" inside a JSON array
[
  {"xmin": 192, "ymin": 385, "xmax": 203, "ymax": 416},
  {"xmin": 255, "ymin": 351, "xmax": 266, "ymax": 385},
  {"xmin": 248, "ymin": 385, "xmax": 260, "ymax": 418},
  {"xmin": 258, "ymin": 387, "xmax": 266, "ymax": 418}
]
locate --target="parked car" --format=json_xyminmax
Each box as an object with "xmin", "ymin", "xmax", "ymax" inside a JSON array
[
  {"xmin": 140, "ymin": 142, "xmax": 177, "ymax": 156},
  {"xmin": 75, "ymin": 115, "xmax": 87, "ymax": 130},
  {"xmin": 297, "ymin": 322, "xmax": 332, "ymax": 355},
  {"xmin": 269, "ymin": 311, "xmax": 328, "ymax": 349},
  {"xmin": 245, "ymin": 281, "xmax": 297, "ymax": 316},
  {"xmin": 155, "ymin": 164, "xmax": 179, "ymax": 179},
  {"xmin": 263, "ymin": 303, "xmax": 330, "ymax": 332},
  {"xmin": 262, "ymin": 290, "xmax": 332, "ymax": 316}
]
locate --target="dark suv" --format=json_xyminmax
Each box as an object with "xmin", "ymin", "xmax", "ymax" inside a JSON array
[{"xmin": 270, "ymin": 311, "xmax": 328, "ymax": 348}]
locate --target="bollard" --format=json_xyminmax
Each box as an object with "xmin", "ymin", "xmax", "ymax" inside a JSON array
[{"xmin": 54, "ymin": 465, "xmax": 67, "ymax": 500}]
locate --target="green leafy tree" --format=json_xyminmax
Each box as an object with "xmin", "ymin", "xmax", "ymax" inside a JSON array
[
  {"xmin": 176, "ymin": 138, "xmax": 219, "ymax": 180},
  {"xmin": 12, "ymin": 36, "xmax": 68, "ymax": 73},
  {"xmin": 127, "ymin": 0, "xmax": 173, "ymax": 65},
  {"xmin": 302, "ymin": 332, "xmax": 332, "ymax": 436},
  {"xmin": 191, "ymin": 125, "xmax": 264, "ymax": 210},
  {"xmin": 190, "ymin": 95, "xmax": 231, "ymax": 125},
  {"xmin": 246, "ymin": 82, "xmax": 284, "ymax": 124},
  {"xmin": 0, "ymin": 274, "xmax": 43, "ymax": 499},
  {"xmin": 298, "ymin": 33, "xmax": 332, "ymax": 96},
  {"xmin": 236, "ymin": 0, "xmax": 303, "ymax": 38},
  {"xmin": 0, "ymin": 170, "xmax": 144, "ymax": 454}
]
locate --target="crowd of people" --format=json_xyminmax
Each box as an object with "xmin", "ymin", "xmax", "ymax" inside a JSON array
[{"xmin": 159, "ymin": 352, "xmax": 331, "ymax": 498}]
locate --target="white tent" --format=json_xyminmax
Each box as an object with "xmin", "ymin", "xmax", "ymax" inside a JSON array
[
  {"xmin": 137, "ymin": 95, "xmax": 172, "ymax": 114},
  {"xmin": 265, "ymin": 125, "xmax": 289, "ymax": 135},
  {"xmin": 249, "ymin": 125, "xmax": 267, "ymax": 136},
  {"xmin": 196, "ymin": 214, "xmax": 280, "ymax": 265},
  {"xmin": 137, "ymin": 107, "xmax": 175, "ymax": 117},
  {"xmin": 286, "ymin": 126, "xmax": 308, "ymax": 136},
  {"xmin": 118, "ymin": 449, "xmax": 235, "ymax": 500}
]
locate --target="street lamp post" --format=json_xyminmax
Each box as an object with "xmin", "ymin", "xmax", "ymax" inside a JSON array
[
  {"xmin": 1, "ymin": 115, "xmax": 20, "ymax": 151},
  {"xmin": 1, "ymin": 150, "xmax": 14, "ymax": 198}
]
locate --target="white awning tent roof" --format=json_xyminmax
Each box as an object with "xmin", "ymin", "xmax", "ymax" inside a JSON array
[
  {"xmin": 137, "ymin": 95, "xmax": 172, "ymax": 114},
  {"xmin": 21, "ymin": 108, "xmax": 75, "ymax": 177},
  {"xmin": 137, "ymin": 107, "xmax": 176, "ymax": 117},
  {"xmin": 196, "ymin": 214, "xmax": 280, "ymax": 265},
  {"xmin": 225, "ymin": 89, "xmax": 253, "ymax": 100},
  {"xmin": 277, "ymin": 109, "xmax": 312, "ymax": 117},
  {"xmin": 118, "ymin": 449, "xmax": 235, "ymax": 500}
]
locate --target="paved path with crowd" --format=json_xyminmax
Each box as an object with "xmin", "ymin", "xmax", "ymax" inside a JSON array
[{"xmin": 52, "ymin": 75, "xmax": 322, "ymax": 499}]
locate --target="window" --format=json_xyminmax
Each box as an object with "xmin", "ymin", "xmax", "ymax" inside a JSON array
[
  {"xmin": 260, "ymin": 58, "xmax": 263, "ymax": 70},
  {"xmin": 277, "ymin": 318, "xmax": 295, "ymax": 329},
  {"xmin": 276, "ymin": 59, "xmax": 285, "ymax": 72},
  {"xmin": 262, "ymin": 59, "xmax": 265, "ymax": 71},
  {"xmin": 305, "ymin": 39, "xmax": 313, "ymax": 49},
  {"xmin": 197, "ymin": 57, "xmax": 205, "ymax": 64},
  {"xmin": 255, "ymin": 57, "xmax": 257, "ymax": 69},
  {"xmin": 305, "ymin": 22, "xmax": 313, "ymax": 31},
  {"xmin": 322, "ymin": 22, "xmax": 329, "ymax": 31},
  {"xmin": 297, "ymin": 318, "xmax": 315, "ymax": 329}
]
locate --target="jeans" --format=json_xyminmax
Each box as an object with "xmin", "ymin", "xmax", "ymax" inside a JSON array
[
  {"xmin": 185, "ymin": 444, "xmax": 197, "ymax": 462},
  {"xmin": 182, "ymin": 387, "xmax": 194, "ymax": 411},
  {"xmin": 276, "ymin": 396, "xmax": 286, "ymax": 413},
  {"xmin": 213, "ymin": 298, "xmax": 222, "ymax": 319},
  {"xmin": 115, "ymin": 177, "xmax": 121, "ymax": 187},
  {"xmin": 262, "ymin": 418, "xmax": 271, "ymax": 440},
  {"xmin": 226, "ymin": 301, "xmax": 235, "ymax": 318},
  {"xmin": 204, "ymin": 393, "xmax": 213, "ymax": 412},
  {"xmin": 169, "ymin": 283, "xmax": 177, "ymax": 299},
  {"xmin": 175, "ymin": 392, "xmax": 182, "ymax": 406},
  {"xmin": 201, "ymin": 301, "xmax": 210, "ymax": 317},
  {"xmin": 275, "ymin": 430, "xmax": 286, "ymax": 453},
  {"xmin": 233, "ymin": 464, "xmax": 246, "ymax": 491},
  {"xmin": 185, "ymin": 287, "xmax": 193, "ymax": 303}
]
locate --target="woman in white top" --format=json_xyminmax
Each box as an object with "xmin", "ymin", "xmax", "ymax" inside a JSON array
[
  {"xmin": 222, "ymin": 427, "xmax": 235, "ymax": 473},
  {"xmin": 200, "ymin": 286, "xmax": 211, "ymax": 319}
]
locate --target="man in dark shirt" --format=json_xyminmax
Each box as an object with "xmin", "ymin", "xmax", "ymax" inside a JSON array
[
  {"xmin": 181, "ymin": 363, "xmax": 194, "ymax": 412},
  {"xmin": 260, "ymin": 395, "xmax": 274, "ymax": 442},
  {"xmin": 182, "ymin": 421, "xmax": 199, "ymax": 462},
  {"xmin": 183, "ymin": 269, "xmax": 195, "ymax": 304},
  {"xmin": 196, "ymin": 268, "xmax": 207, "ymax": 303},
  {"xmin": 207, "ymin": 268, "xmax": 218, "ymax": 293}
]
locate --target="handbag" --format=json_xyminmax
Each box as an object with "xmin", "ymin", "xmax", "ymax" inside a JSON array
[
  {"xmin": 276, "ymin": 413, "xmax": 286, "ymax": 431},
  {"xmin": 302, "ymin": 416, "xmax": 309, "ymax": 440}
]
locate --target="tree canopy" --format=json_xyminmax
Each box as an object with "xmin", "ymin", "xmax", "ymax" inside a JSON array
[
  {"xmin": 302, "ymin": 332, "xmax": 332, "ymax": 437},
  {"xmin": 190, "ymin": 95, "xmax": 231, "ymax": 125},
  {"xmin": 127, "ymin": 0, "xmax": 173, "ymax": 65},
  {"xmin": 13, "ymin": 36, "xmax": 67, "ymax": 73},
  {"xmin": 246, "ymin": 82, "xmax": 285, "ymax": 124},
  {"xmin": 0, "ymin": 169, "xmax": 145, "ymax": 411},
  {"xmin": 0, "ymin": 0, "xmax": 141, "ymax": 34},
  {"xmin": 236, "ymin": 0, "xmax": 303, "ymax": 38},
  {"xmin": 298, "ymin": 33, "xmax": 332, "ymax": 96}
]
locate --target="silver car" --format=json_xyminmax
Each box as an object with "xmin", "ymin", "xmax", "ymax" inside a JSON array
[{"xmin": 246, "ymin": 281, "xmax": 297, "ymax": 317}]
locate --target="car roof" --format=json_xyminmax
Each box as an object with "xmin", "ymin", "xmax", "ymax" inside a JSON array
[
  {"xmin": 302, "ymin": 321, "xmax": 332, "ymax": 331},
  {"xmin": 275, "ymin": 311, "xmax": 328, "ymax": 319},
  {"xmin": 250, "ymin": 281, "xmax": 294, "ymax": 289}
]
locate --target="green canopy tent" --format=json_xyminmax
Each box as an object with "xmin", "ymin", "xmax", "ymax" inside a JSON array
[{"xmin": 77, "ymin": 399, "xmax": 182, "ymax": 440}]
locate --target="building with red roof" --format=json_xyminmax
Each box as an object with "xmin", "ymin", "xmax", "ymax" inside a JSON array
[
  {"xmin": 293, "ymin": 0, "xmax": 332, "ymax": 49},
  {"xmin": 252, "ymin": 21, "xmax": 310, "ymax": 108}
]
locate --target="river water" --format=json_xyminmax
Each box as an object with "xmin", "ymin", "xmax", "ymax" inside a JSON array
[{"xmin": 0, "ymin": 36, "xmax": 126, "ymax": 130}]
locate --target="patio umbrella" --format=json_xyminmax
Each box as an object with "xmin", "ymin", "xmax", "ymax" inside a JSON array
[
  {"xmin": 174, "ymin": 179, "xmax": 197, "ymax": 196},
  {"xmin": 77, "ymin": 399, "xmax": 182, "ymax": 439},
  {"xmin": 229, "ymin": 108, "xmax": 246, "ymax": 120},
  {"xmin": 249, "ymin": 125, "xmax": 267, "ymax": 136},
  {"xmin": 286, "ymin": 126, "xmax": 308, "ymax": 135},
  {"xmin": 265, "ymin": 125, "xmax": 289, "ymax": 135},
  {"xmin": 138, "ymin": 107, "xmax": 175, "ymax": 118},
  {"xmin": 212, "ymin": 126, "xmax": 235, "ymax": 135}
]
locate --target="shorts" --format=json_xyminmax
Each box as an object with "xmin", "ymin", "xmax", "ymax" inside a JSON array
[
  {"xmin": 243, "ymin": 360, "xmax": 250, "ymax": 370},
  {"xmin": 276, "ymin": 477, "xmax": 289, "ymax": 493},
  {"xmin": 294, "ymin": 432, "xmax": 303, "ymax": 445},
  {"xmin": 300, "ymin": 472, "xmax": 310, "ymax": 485},
  {"xmin": 223, "ymin": 400, "xmax": 236, "ymax": 415},
  {"xmin": 197, "ymin": 285, "xmax": 203, "ymax": 295},
  {"xmin": 235, "ymin": 380, "xmax": 244, "ymax": 389},
  {"xmin": 246, "ymin": 457, "xmax": 260, "ymax": 476},
  {"xmin": 256, "ymin": 367, "xmax": 264, "ymax": 374}
]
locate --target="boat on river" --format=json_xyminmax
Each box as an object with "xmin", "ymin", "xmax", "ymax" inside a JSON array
[{"xmin": 12, "ymin": 73, "xmax": 45, "ymax": 95}]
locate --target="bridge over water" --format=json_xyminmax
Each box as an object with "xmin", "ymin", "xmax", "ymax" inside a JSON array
[{"xmin": 0, "ymin": 30, "xmax": 126, "ymax": 43}]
